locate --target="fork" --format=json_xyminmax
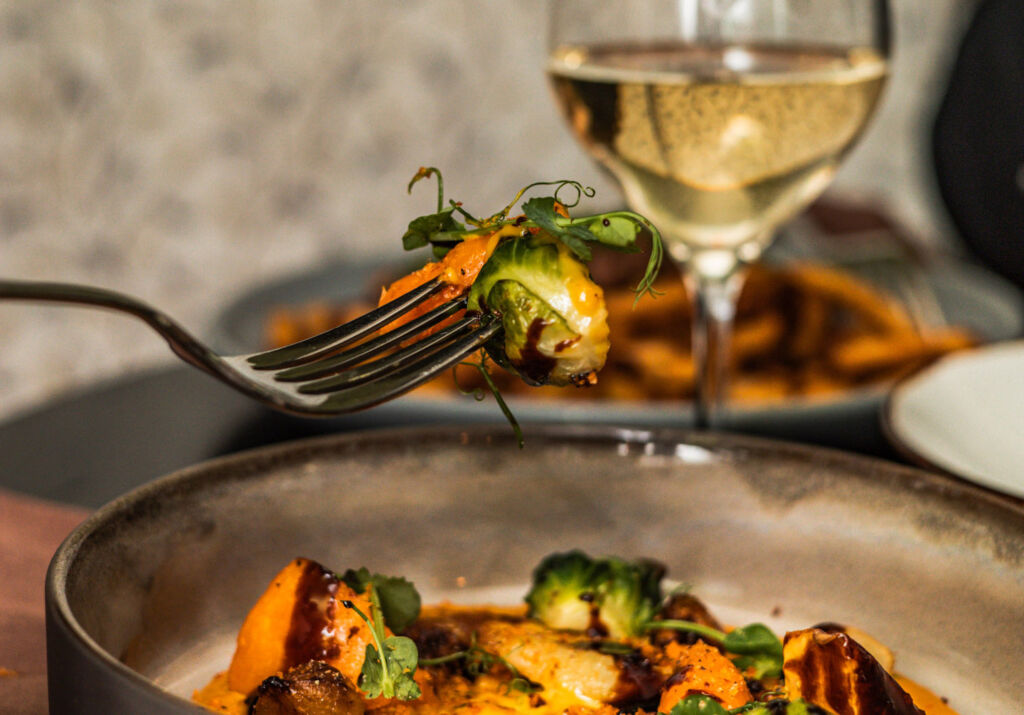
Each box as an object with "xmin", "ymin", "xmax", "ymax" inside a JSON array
[{"xmin": 0, "ymin": 278, "xmax": 500, "ymax": 416}]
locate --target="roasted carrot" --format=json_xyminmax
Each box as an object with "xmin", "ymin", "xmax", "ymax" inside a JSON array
[
  {"xmin": 377, "ymin": 227, "xmax": 514, "ymax": 337},
  {"xmin": 658, "ymin": 640, "xmax": 753, "ymax": 711},
  {"xmin": 226, "ymin": 558, "xmax": 382, "ymax": 695}
]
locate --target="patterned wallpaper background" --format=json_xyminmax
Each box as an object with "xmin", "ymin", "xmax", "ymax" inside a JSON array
[{"xmin": 0, "ymin": 0, "xmax": 979, "ymax": 418}]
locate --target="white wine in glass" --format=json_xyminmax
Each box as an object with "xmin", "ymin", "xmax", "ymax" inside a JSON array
[{"xmin": 547, "ymin": 2, "xmax": 889, "ymax": 427}]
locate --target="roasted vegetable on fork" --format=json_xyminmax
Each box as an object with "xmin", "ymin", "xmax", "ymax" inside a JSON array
[{"xmin": 382, "ymin": 167, "xmax": 663, "ymax": 392}]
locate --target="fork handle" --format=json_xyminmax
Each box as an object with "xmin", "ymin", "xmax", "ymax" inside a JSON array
[
  {"xmin": 0, "ymin": 279, "xmax": 163, "ymax": 317},
  {"xmin": 0, "ymin": 279, "xmax": 217, "ymax": 373}
]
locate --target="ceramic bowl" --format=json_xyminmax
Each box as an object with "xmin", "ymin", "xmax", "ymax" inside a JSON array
[{"xmin": 46, "ymin": 426, "xmax": 1024, "ymax": 713}]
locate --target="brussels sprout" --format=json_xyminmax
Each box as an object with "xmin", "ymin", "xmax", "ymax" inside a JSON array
[
  {"xmin": 467, "ymin": 233, "xmax": 610, "ymax": 386},
  {"xmin": 592, "ymin": 556, "xmax": 665, "ymax": 640},
  {"xmin": 523, "ymin": 550, "xmax": 603, "ymax": 632},
  {"xmin": 524, "ymin": 550, "xmax": 666, "ymax": 639}
]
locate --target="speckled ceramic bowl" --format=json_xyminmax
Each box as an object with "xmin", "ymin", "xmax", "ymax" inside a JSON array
[{"xmin": 46, "ymin": 426, "xmax": 1024, "ymax": 713}]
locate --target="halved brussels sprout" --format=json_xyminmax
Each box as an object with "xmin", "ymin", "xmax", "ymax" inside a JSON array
[{"xmin": 467, "ymin": 233, "xmax": 610, "ymax": 386}]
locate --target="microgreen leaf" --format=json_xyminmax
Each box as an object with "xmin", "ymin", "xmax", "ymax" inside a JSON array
[
  {"xmin": 402, "ymin": 168, "xmax": 663, "ymax": 302},
  {"xmin": 521, "ymin": 199, "xmax": 664, "ymax": 302},
  {"xmin": 342, "ymin": 585, "xmax": 422, "ymax": 701},
  {"xmin": 594, "ymin": 640, "xmax": 638, "ymax": 656},
  {"xmin": 521, "ymin": 196, "xmax": 594, "ymax": 260},
  {"xmin": 402, "ymin": 207, "xmax": 466, "ymax": 251},
  {"xmin": 580, "ymin": 210, "xmax": 665, "ymax": 302},
  {"xmin": 470, "ymin": 357, "xmax": 524, "ymax": 448},
  {"xmin": 721, "ymin": 623, "xmax": 784, "ymax": 679},
  {"xmin": 340, "ymin": 568, "xmax": 421, "ymax": 634},
  {"xmin": 574, "ymin": 215, "xmax": 642, "ymax": 251},
  {"xmin": 407, "ymin": 166, "xmax": 445, "ymax": 212}
]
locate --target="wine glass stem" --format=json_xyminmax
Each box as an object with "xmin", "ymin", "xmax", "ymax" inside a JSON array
[{"xmin": 688, "ymin": 268, "xmax": 744, "ymax": 430}]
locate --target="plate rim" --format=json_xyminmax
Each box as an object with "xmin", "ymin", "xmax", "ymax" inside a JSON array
[{"xmin": 882, "ymin": 339, "xmax": 1024, "ymax": 501}]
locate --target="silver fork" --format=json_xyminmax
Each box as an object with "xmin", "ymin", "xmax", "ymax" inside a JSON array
[{"xmin": 0, "ymin": 278, "xmax": 500, "ymax": 415}]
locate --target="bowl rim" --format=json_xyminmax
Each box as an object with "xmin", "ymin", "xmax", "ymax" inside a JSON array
[{"xmin": 45, "ymin": 423, "xmax": 1024, "ymax": 711}]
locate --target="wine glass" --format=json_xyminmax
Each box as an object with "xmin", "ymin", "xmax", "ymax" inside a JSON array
[{"xmin": 547, "ymin": 0, "xmax": 890, "ymax": 427}]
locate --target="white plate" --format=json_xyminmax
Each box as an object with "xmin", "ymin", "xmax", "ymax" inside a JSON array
[{"xmin": 884, "ymin": 340, "xmax": 1024, "ymax": 498}]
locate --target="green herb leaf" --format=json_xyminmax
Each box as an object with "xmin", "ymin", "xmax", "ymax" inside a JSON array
[
  {"xmin": 593, "ymin": 640, "xmax": 637, "ymax": 656},
  {"xmin": 521, "ymin": 199, "xmax": 663, "ymax": 302},
  {"xmin": 521, "ymin": 196, "xmax": 594, "ymax": 260},
  {"xmin": 644, "ymin": 619, "xmax": 783, "ymax": 679},
  {"xmin": 666, "ymin": 694, "xmax": 731, "ymax": 715},
  {"xmin": 575, "ymin": 215, "xmax": 643, "ymax": 251},
  {"xmin": 358, "ymin": 641, "xmax": 387, "ymax": 698},
  {"xmin": 340, "ymin": 568, "xmax": 421, "ymax": 634},
  {"xmin": 721, "ymin": 623, "xmax": 784, "ymax": 679},
  {"xmin": 342, "ymin": 585, "xmax": 422, "ymax": 701},
  {"xmin": 357, "ymin": 636, "xmax": 421, "ymax": 700},
  {"xmin": 469, "ymin": 356, "xmax": 524, "ymax": 448},
  {"xmin": 402, "ymin": 207, "xmax": 466, "ymax": 251},
  {"xmin": 407, "ymin": 166, "xmax": 445, "ymax": 212}
]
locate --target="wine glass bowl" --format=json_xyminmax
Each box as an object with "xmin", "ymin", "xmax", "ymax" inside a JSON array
[{"xmin": 547, "ymin": 0, "xmax": 890, "ymax": 426}]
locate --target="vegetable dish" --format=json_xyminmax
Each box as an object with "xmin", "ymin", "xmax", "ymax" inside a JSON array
[{"xmin": 194, "ymin": 551, "xmax": 955, "ymax": 714}]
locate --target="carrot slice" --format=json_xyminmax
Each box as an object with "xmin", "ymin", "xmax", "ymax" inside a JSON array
[{"xmin": 377, "ymin": 227, "xmax": 512, "ymax": 337}]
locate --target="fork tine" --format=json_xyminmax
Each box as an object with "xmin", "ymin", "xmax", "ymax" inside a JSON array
[
  {"xmin": 273, "ymin": 297, "xmax": 467, "ymax": 382},
  {"xmin": 246, "ymin": 277, "xmax": 443, "ymax": 370},
  {"xmin": 313, "ymin": 320, "xmax": 502, "ymax": 411},
  {"xmin": 295, "ymin": 314, "xmax": 491, "ymax": 394}
]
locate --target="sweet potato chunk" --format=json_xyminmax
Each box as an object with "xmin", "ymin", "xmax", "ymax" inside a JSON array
[
  {"xmin": 658, "ymin": 640, "xmax": 753, "ymax": 712},
  {"xmin": 377, "ymin": 230, "xmax": 504, "ymax": 337},
  {"xmin": 227, "ymin": 558, "xmax": 379, "ymax": 695}
]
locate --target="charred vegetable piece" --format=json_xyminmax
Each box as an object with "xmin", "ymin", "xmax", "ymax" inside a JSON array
[
  {"xmin": 524, "ymin": 550, "xmax": 665, "ymax": 639},
  {"xmin": 405, "ymin": 604, "xmax": 524, "ymax": 663},
  {"xmin": 475, "ymin": 618, "xmax": 624, "ymax": 707},
  {"xmin": 783, "ymin": 627, "xmax": 924, "ymax": 715},
  {"xmin": 657, "ymin": 640, "xmax": 753, "ymax": 712},
  {"xmin": 467, "ymin": 234, "xmax": 610, "ymax": 386},
  {"xmin": 811, "ymin": 622, "xmax": 895, "ymax": 673},
  {"xmin": 249, "ymin": 660, "xmax": 365, "ymax": 715}
]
